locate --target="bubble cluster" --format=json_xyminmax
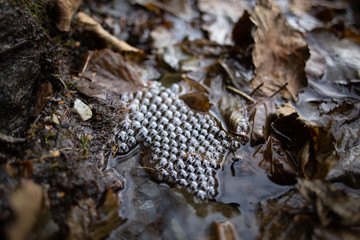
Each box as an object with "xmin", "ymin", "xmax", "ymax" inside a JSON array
[{"xmin": 115, "ymin": 82, "xmax": 244, "ymax": 200}]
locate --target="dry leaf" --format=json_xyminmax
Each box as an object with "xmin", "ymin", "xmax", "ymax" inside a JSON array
[
  {"xmin": 76, "ymin": 49, "xmax": 145, "ymax": 98},
  {"xmin": 296, "ymin": 179, "xmax": 360, "ymax": 226},
  {"xmin": 180, "ymin": 92, "xmax": 211, "ymax": 112},
  {"xmin": 77, "ymin": 12, "xmax": 143, "ymax": 54},
  {"xmin": 56, "ymin": 0, "xmax": 82, "ymax": 31},
  {"xmin": 251, "ymin": 0, "xmax": 310, "ymax": 101}
]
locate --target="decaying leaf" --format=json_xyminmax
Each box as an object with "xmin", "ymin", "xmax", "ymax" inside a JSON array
[
  {"xmin": 180, "ymin": 92, "xmax": 211, "ymax": 112},
  {"xmin": 76, "ymin": 49, "xmax": 145, "ymax": 98},
  {"xmin": 296, "ymin": 179, "xmax": 360, "ymax": 226},
  {"xmin": 257, "ymin": 189, "xmax": 311, "ymax": 240},
  {"xmin": 251, "ymin": 0, "xmax": 310, "ymax": 101},
  {"xmin": 67, "ymin": 189, "xmax": 125, "ymax": 240},
  {"xmin": 198, "ymin": 0, "xmax": 246, "ymax": 44},
  {"xmin": 6, "ymin": 180, "xmax": 58, "ymax": 240},
  {"xmin": 219, "ymin": 95, "xmax": 249, "ymax": 136},
  {"xmin": 56, "ymin": 0, "xmax": 82, "ymax": 31},
  {"xmin": 214, "ymin": 221, "xmax": 239, "ymax": 240},
  {"xmin": 77, "ymin": 12, "xmax": 142, "ymax": 54},
  {"xmin": 254, "ymin": 101, "xmax": 337, "ymax": 184}
]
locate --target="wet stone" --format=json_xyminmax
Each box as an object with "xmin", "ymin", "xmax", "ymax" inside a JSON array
[{"xmin": 115, "ymin": 83, "xmax": 245, "ymax": 200}]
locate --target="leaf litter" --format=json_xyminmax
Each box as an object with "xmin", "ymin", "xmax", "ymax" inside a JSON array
[{"xmin": 2, "ymin": 0, "xmax": 360, "ymax": 239}]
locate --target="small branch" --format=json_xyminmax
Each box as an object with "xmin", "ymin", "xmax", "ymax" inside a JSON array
[
  {"xmin": 248, "ymin": 83, "xmax": 288, "ymax": 112},
  {"xmin": 226, "ymin": 85, "xmax": 255, "ymax": 103},
  {"xmin": 249, "ymin": 82, "xmax": 264, "ymax": 96}
]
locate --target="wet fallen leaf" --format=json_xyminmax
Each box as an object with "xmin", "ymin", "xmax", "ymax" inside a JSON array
[
  {"xmin": 56, "ymin": 0, "xmax": 82, "ymax": 31},
  {"xmin": 67, "ymin": 189, "xmax": 124, "ymax": 240},
  {"xmin": 6, "ymin": 180, "xmax": 58, "ymax": 240},
  {"xmin": 296, "ymin": 179, "xmax": 360, "ymax": 226},
  {"xmin": 76, "ymin": 49, "xmax": 145, "ymax": 98},
  {"xmin": 251, "ymin": 0, "xmax": 310, "ymax": 101},
  {"xmin": 180, "ymin": 92, "xmax": 211, "ymax": 112},
  {"xmin": 215, "ymin": 221, "xmax": 239, "ymax": 240},
  {"xmin": 198, "ymin": 0, "xmax": 246, "ymax": 44},
  {"xmin": 219, "ymin": 95, "xmax": 249, "ymax": 136},
  {"xmin": 254, "ymin": 102, "xmax": 337, "ymax": 184}
]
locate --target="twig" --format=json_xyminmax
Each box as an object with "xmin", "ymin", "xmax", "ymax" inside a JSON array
[
  {"xmin": 226, "ymin": 85, "xmax": 255, "ymax": 103},
  {"xmin": 248, "ymin": 83, "xmax": 288, "ymax": 112},
  {"xmin": 249, "ymin": 82, "xmax": 264, "ymax": 96}
]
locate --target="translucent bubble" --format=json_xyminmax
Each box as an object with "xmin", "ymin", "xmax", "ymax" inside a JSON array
[
  {"xmin": 179, "ymin": 113, "xmax": 187, "ymax": 121},
  {"xmin": 165, "ymin": 161, "xmax": 173, "ymax": 171},
  {"xmin": 160, "ymin": 91, "xmax": 169, "ymax": 99},
  {"xmin": 161, "ymin": 143, "xmax": 170, "ymax": 151},
  {"xmin": 215, "ymin": 145, "xmax": 225, "ymax": 153},
  {"xmin": 207, "ymin": 145, "xmax": 215, "ymax": 153},
  {"xmin": 154, "ymin": 111, "xmax": 162, "ymax": 118},
  {"xmin": 174, "ymin": 126, "xmax": 183, "ymax": 135},
  {"xmin": 211, "ymin": 139, "xmax": 220, "ymax": 147},
  {"xmin": 148, "ymin": 121, "xmax": 157, "ymax": 130},
  {"xmin": 159, "ymin": 117, "xmax": 169, "ymax": 125},
  {"xmin": 205, "ymin": 134, "xmax": 214, "ymax": 141},
  {"xmin": 135, "ymin": 91, "xmax": 143, "ymax": 99},
  {"xmin": 156, "ymin": 124, "xmax": 164, "ymax": 132},
  {"xmin": 202, "ymin": 123, "xmax": 210, "ymax": 130},
  {"xmin": 168, "ymin": 170, "xmax": 178, "ymax": 182},
  {"xmin": 198, "ymin": 180, "xmax": 208, "ymax": 191},
  {"xmin": 187, "ymin": 146, "xmax": 195, "ymax": 154},
  {"xmin": 144, "ymin": 112, "xmax": 152, "ymax": 119},
  {"xmin": 201, "ymin": 140, "xmax": 210, "ymax": 148},
  {"xmin": 120, "ymin": 121, "xmax": 131, "ymax": 131},
  {"xmin": 169, "ymin": 105, "xmax": 177, "ymax": 112},
  {"xmin": 200, "ymin": 129, "xmax": 207, "ymax": 136},
  {"xmin": 169, "ymin": 154, "xmax": 177, "ymax": 162},
  {"xmin": 221, "ymin": 140, "xmax": 230, "ymax": 149},
  {"xmin": 207, "ymin": 187, "xmax": 216, "ymax": 198},
  {"xmin": 177, "ymin": 135, "xmax": 187, "ymax": 144},
  {"xmin": 202, "ymin": 159, "xmax": 210, "ymax": 168},
  {"xmin": 163, "ymin": 98, "xmax": 173, "ymax": 105},
  {"xmin": 195, "ymin": 167, "xmax": 205, "ymax": 175},
  {"xmin": 127, "ymin": 129, "xmax": 134, "ymax": 136},
  {"xmin": 172, "ymin": 117, "xmax": 181, "ymax": 126},
  {"xmin": 192, "ymin": 130, "xmax": 199, "ymax": 138},
  {"xmin": 182, "ymin": 122, "xmax": 192, "ymax": 131},
  {"xmin": 178, "ymin": 169, "xmax": 188, "ymax": 179},
  {"xmin": 165, "ymin": 124, "xmax": 175, "ymax": 132},
  {"xmin": 117, "ymin": 131, "xmax": 128, "ymax": 142},
  {"xmin": 174, "ymin": 111, "xmax": 181, "ymax": 118},
  {"xmin": 196, "ymin": 190, "xmax": 206, "ymax": 200},
  {"xmin": 139, "ymin": 105, "xmax": 147, "ymax": 114},
  {"xmin": 204, "ymin": 167, "xmax": 214, "ymax": 176},
  {"xmin": 215, "ymin": 130, "xmax": 226, "ymax": 140},
  {"xmin": 188, "ymin": 116, "xmax": 198, "ymax": 124},
  {"xmin": 168, "ymin": 132, "xmax": 176, "ymax": 139},
  {"xmin": 174, "ymin": 99, "xmax": 183, "ymax": 107},
  {"xmin": 184, "ymin": 155, "xmax": 194, "ymax": 164},
  {"xmin": 159, "ymin": 103, "xmax": 168, "ymax": 112},
  {"xmin": 170, "ymin": 147, "xmax": 178, "ymax": 155},
  {"xmin": 186, "ymin": 165, "xmax": 195, "ymax": 173},
  {"xmin": 127, "ymin": 136, "xmax": 137, "ymax": 148},
  {"xmin": 161, "ymin": 151, "xmax": 169, "ymax": 158},
  {"xmin": 193, "ymin": 123, "xmax": 201, "ymax": 131},
  {"xmin": 169, "ymin": 139, "xmax": 178, "ymax": 148},
  {"xmin": 187, "ymin": 137, "xmax": 198, "ymax": 147},
  {"xmin": 208, "ymin": 177, "xmax": 215, "ymax": 186},
  {"xmin": 164, "ymin": 110, "xmax": 173, "ymax": 119},
  {"xmin": 118, "ymin": 143, "xmax": 129, "ymax": 153},
  {"xmin": 144, "ymin": 91, "xmax": 153, "ymax": 99},
  {"xmin": 177, "ymin": 179, "xmax": 188, "ymax": 187},
  {"xmin": 152, "ymin": 141, "xmax": 161, "ymax": 148},
  {"xmin": 178, "ymin": 106, "xmax": 188, "ymax": 114},
  {"xmin": 193, "ymin": 159, "xmax": 202, "ymax": 168},
  {"xmin": 207, "ymin": 119, "xmax": 215, "ymax": 126},
  {"xmin": 183, "ymin": 130, "xmax": 191, "ymax": 138},
  {"xmin": 148, "ymin": 103, "xmax": 157, "ymax": 112},
  {"xmin": 188, "ymin": 181, "xmax": 198, "ymax": 191},
  {"xmin": 208, "ymin": 126, "xmax": 219, "ymax": 135},
  {"xmin": 171, "ymin": 84, "xmax": 180, "ymax": 93},
  {"xmin": 178, "ymin": 150, "xmax": 186, "ymax": 158},
  {"xmin": 174, "ymin": 159, "xmax": 185, "ymax": 170},
  {"xmin": 142, "ymin": 98, "xmax": 150, "ymax": 106},
  {"xmin": 197, "ymin": 135, "xmax": 205, "ymax": 142},
  {"xmin": 120, "ymin": 94, "xmax": 129, "ymax": 102},
  {"xmin": 143, "ymin": 136, "xmax": 152, "ymax": 147},
  {"xmin": 132, "ymin": 120, "xmax": 142, "ymax": 130},
  {"xmin": 197, "ymin": 174, "xmax": 207, "ymax": 182},
  {"xmin": 154, "ymin": 135, "xmax": 161, "ymax": 142},
  {"xmin": 197, "ymin": 146, "xmax": 205, "ymax": 154},
  {"xmin": 187, "ymin": 172, "xmax": 197, "ymax": 182},
  {"xmin": 231, "ymin": 140, "xmax": 241, "ymax": 150},
  {"xmin": 158, "ymin": 169, "xmax": 168, "ymax": 180},
  {"xmin": 199, "ymin": 118, "xmax": 207, "ymax": 125},
  {"xmin": 153, "ymin": 147, "xmax": 161, "ymax": 155},
  {"xmin": 179, "ymin": 143, "xmax": 187, "ymax": 151}
]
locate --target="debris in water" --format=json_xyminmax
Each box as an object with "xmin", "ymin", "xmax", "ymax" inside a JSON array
[{"xmin": 73, "ymin": 99, "xmax": 92, "ymax": 121}]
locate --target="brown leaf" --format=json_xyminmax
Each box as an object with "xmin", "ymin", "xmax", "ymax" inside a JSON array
[
  {"xmin": 215, "ymin": 221, "xmax": 239, "ymax": 240},
  {"xmin": 180, "ymin": 92, "xmax": 211, "ymax": 112},
  {"xmin": 251, "ymin": 0, "xmax": 310, "ymax": 101},
  {"xmin": 77, "ymin": 12, "xmax": 143, "ymax": 54},
  {"xmin": 6, "ymin": 180, "xmax": 58, "ymax": 240},
  {"xmin": 76, "ymin": 49, "xmax": 145, "ymax": 98},
  {"xmin": 67, "ymin": 189, "xmax": 124, "ymax": 240},
  {"xmin": 56, "ymin": 0, "xmax": 82, "ymax": 31},
  {"xmin": 296, "ymin": 179, "xmax": 360, "ymax": 226}
]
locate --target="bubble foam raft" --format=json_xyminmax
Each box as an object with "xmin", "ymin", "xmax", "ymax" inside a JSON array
[{"xmin": 115, "ymin": 83, "xmax": 245, "ymax": 200}]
